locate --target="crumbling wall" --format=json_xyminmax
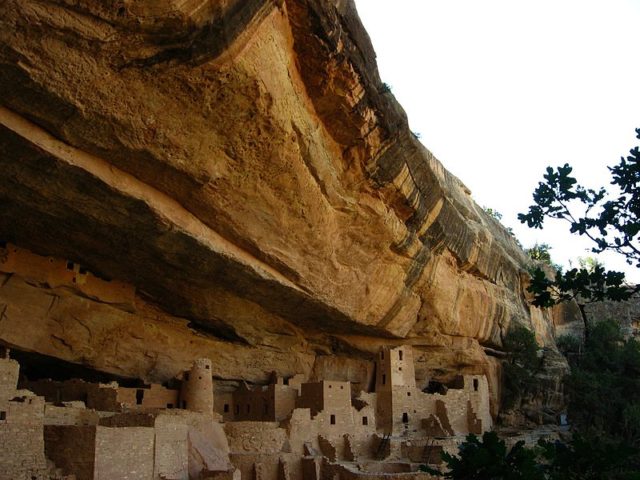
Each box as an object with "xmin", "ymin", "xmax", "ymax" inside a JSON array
[
  {"xmin": 0, "ymin": 357, "xmax": 48, "ymax": 480},
  {"xmin": 0, "ymin": 394, "xmax": 48, "ymax": 480},
  {"xmin": 44, "ymin": 425, "xmax": 97, "ymax": 480},
  {"xmin": 231, "ymin": 383, "xmax": 298, "ymax": 422},
  {"xmin": 94, "ymin": 426, "xmax": 155, "ymax": 479},
  {"xmin": 321, "ymin": 460, "xmax": 433, "ymax": 480},
  {"xmin": 297, "ymin": 382, "xmax": 324, "ymax": 417},
  {"xmin": 215, "ymin": 392, "xmax": 235, "ymax": 422},
  {"xmin": 225, "ymin": 422, "xmax": 292, "ymax": 480},
  {"xmin": 0, "ymin": 242, "xmax": 135, "ymax": 309},
  {"xmin": 22, "ymin": 379, "xmax": 120, "ymax": 411},
  {"xmin": 430, "ymin": 375, "xmax": 492, "ymax": 435},
  {"xmin": 0, "ymin": 356, "xmax": 19, "ymax": 397},
  {"xmin": 287, "ymin": 408, "xmax": 320, "ymax": 456},
  {"xmin": 286, "ymin": 404, "xmax": 377, "ymax": 462},
  {"xmin": 225, "ymin": 422, "xmax": 287, "ymax": 454},
  {"xmin": 154, "ymin": 414, "xmax": 189, "ymax": 480},
  {"xmin": 116, "ymin": 384, "xmax": 179, "ymax": 410},
  {"xmin": 273, "ymin": 385, "xmax": 299, "ymax": 421},
  {"xmin": 44, "ymin": 403, "xmax": 101, "ymax": 426},
  {"xmin": 373, "ymin": 346, "xmax": 492, "ymax": 436},
  {"xmin": 185, "ymin": 412, "xmax": 233, "ymax": 477}
]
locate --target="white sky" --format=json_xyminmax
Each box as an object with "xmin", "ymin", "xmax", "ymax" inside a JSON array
[{"xmin": 355, "ymin": 0, "xmax": 640, "ymax": 282}]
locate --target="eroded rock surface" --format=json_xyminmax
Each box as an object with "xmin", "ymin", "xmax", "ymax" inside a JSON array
[{"xmin": 0, "ymin": 0, "xmax": 566, "ymax": 415}]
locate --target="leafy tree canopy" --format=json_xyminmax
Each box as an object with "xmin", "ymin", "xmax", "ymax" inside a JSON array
[
  {"xmin": 439, "ymin": 431, "xmax": 543, "ymax": 480},
  {"xmin": 526, "ymin": 243, "xmax": 552, "ymax": 264},
  {"xmin": 430, "ymin": 430, "xmax": 640, "ymax": 480},
  {"xmin": 519, "ymin": 128, "xmax": 640, "ymax": 307}
]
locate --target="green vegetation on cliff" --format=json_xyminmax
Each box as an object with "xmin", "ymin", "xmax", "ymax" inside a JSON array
[{"xmin": 431, "ymin": 129, "xmax": 640, "ymax": 478}]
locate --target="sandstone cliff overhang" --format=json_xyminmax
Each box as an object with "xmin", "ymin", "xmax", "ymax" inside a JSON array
[{"xmin": 0, "ymin": 0, "xmax": 550, "ymax": 385}]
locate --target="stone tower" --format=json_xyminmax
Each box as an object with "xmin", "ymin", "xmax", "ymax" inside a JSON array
[
  {"xmin": 375, "ymin": 346, "xmax": 418, "ymax": 434},
  {"xmin": 375, "ymin": 345, "xmax": 416, "ymax": 392},
  {"xmin": 179, "ymin": 358, "xmax": 214, "ymax": 414}
]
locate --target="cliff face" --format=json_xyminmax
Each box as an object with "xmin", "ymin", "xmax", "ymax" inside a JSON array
[{"xmin": 0, "ymin": 0, "xmax": 564, "ymax": 413}]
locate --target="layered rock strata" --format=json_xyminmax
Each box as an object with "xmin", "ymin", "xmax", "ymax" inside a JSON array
[{"xmin": 0, "ymin": 0, "xmax": 566, "ymax": 415}]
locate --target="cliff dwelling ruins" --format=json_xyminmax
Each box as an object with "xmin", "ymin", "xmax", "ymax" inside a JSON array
[
  {"xmin": 0, "ymin": 0, "xmax": 574, "ymax": 478},
  {"xmin": 0, "ymin": 243, "xmax": 496, "ymax": 478},
  {"xmin": 1, "ymin": 342, "xmax": 492, "ymax": 480}
]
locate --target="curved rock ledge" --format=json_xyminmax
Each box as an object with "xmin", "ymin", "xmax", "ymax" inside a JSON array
[{"xmin": 0, "ymin": 0, "xmax": 567, "ymax": 412}]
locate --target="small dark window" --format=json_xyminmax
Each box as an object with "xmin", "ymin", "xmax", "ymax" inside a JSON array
[
  {"xmin": 399, "ymin": 367, "xmax": 402, "ymax": 371},
  {"xmin": 407, "ymin": 392, "xmax": 411, "ymax": 397},
  {"xmin": 184, "ymin": 373, "xmax": 190, "ymax": 381},
  {"xmin": 136, "ymin": 389, "xmax": 144, "ymax": 405},
  {"xmin": 198, "ymin": 376, "xmax": 202, "ymax": 380},
  {"xmin": 402, "ymin": 412, "xmax": 409, "ymax": 423},
  {"xmin": 329, "ymin": 385, "xmax": 332, "ymax": 389},
  {"xmin": 473, "ymin": 379, "xmax": 479, "ymax": 391},
  {"xmin": 224, "ymin": 404, "xmax": 230, "ymax": 413},
  {"xmin": 205, "ymin": 365, "xmax": 210, "ymax": 370},
  {"xmin": 399, "ymin": 350, "xmax": 403, "ymax": 361},
  {"xmin": 66, "ymin": 262, "xmax": 74, "ymax": 271},
  {"xmin": 330, "ymin": 414, "xmax": 336, "ymax": 425},
  {"xmin": 362, "ymin": 416, "xmax": 368, "ymax": 426},
  {"xmin": 340, "ymin": 386, "xmax": 344, "ymax": 390},
  {"xmin": 0, "ymin": 411, "xmax": 6, "ymax": 420},
  {"xmin": 166, "ymin": 403, "xmax": 174, "ymax": 409},
  {"xmin": 382, "ymin": 374, "xmax": 386, "ymax": 385},
  {"xmin": 381, "ymin": 351, "xmax": 384, "ymax": 359}
]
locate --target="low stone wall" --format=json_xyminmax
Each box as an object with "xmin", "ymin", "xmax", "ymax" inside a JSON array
[
  {"xmin": 322, "ymin": 461, "xmax": 436, "ymax": 480},
  {"xmin": 0, "ymin": 394, "xmax": 48, "ymax": 480},
  {"xmin": 45, "ymin": 404, "xmax": 101, "ymax": 426},
  {"xmin": 94, "ymin": 426, "xmax": 155, "ymax": 480},
  {"xmin": 224, "ymin": 421, "xmax": 286, "ymax": 454},
  {"xmin": 44, "ymin": 425, "xmax": 97, "ymax": 480}
]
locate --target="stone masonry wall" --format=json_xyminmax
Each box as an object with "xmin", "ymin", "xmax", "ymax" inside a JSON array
[
  {"xmin": 94, "ymin": 426, "xmax": 155, "ymax": 480},
  {"xmin": 154, "ymin": 414, "xmax": 189, "ymax": 480},
  {"xmin": 44, "ymin": 403, "xmax": 101, "ymax": 426},
  {"xmin": 44, "ymin": 425, "xmax": 97, "ymax": 480},
  {"xmin": 0, "ymin": 242, "xmax": 135, "ymax": 309},
  {"xmin": 116, "ymin": 384, "xmax": 179, "ymax": 410},
  {"xmin": 0, "ymin": 357, "xmax": 48, "ymax": 480},
  {"xmin": 0, "ymin": 357, "xmax": 19, "ymax": 399},
  {"xmin": 0, "ymin": 394, "xmax": 48, "ymax": 480}
]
